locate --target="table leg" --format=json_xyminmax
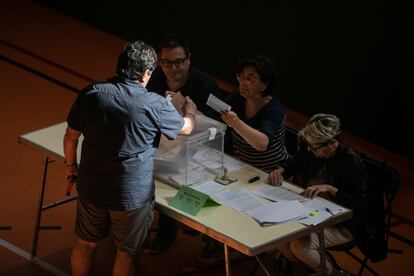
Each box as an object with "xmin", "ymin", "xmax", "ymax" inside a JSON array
[
  {"xmin": 254, "ymin": 254, "xmax": 270, "ymax": 276},
  {"xmin": 31, "ymin": 156, "xmax": 50, "ymax": 257},
  {"xmin": 317, "ymin": 229, "xmax": 328, "ymax": 275},
  {"xmin": 224, "ymin": 244, "xmax": 231, "ymax": 276}
]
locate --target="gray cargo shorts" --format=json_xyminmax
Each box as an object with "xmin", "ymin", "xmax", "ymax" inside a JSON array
[{"xmin": 74, "ymin": 197, "xmax": 154, "ymax": 254}]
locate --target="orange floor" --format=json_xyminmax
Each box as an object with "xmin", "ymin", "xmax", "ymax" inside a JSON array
[{"xmin": 1, "ymin": 1, "xmax": 413, "ymax": 275}]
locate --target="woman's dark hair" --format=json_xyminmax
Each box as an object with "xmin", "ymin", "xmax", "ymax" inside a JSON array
[
  {"xmin": 237, "ymin": 55, "xmax": 279, "ymax": 96},
  {"xmin": 117, "ymin": 40, "xmax": 157, "ymax": 80}
]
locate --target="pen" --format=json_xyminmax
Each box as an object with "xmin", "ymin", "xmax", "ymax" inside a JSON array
[
  {"xmin": 248, "ymin": 176, "xmax": 260, "ymax": 183},
  {"xmin": 325, "ymin": 207, "xmax": 334, "ymax": 216}
]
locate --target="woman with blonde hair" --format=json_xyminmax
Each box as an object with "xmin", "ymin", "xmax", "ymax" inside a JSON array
[{"xmin": 268, "ymin": 113, "xmax": 369, "ymax": 275}]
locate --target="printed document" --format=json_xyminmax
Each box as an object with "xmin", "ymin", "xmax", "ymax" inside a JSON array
[
  {"xmin": 192, "ymin": 180, "xmax": 229, "ymax": 196},
  {"xmin": 192, "ymin": 147, "xmax": 223, "ymax": 171},
  {"xmin": 252, "ymin": 184, "xmax": 306, "ymax": 202},
  {"xmin": 206, "ymin": 93, "xmax": 231, "ymax": 113},
  {"xmin": 215, "ymin": 188, "xmax": 266, "ymax": 212},
  {"xmin": 299, "ymin": 198, "xmax": 345, "ymax": 225},
  {"xmin": 169, "ymin": 165, "xmax": 214, "ymax": 186},
  {"xmin": 223, "ymin": 155, "xmax": 248, "ymax": 172},
  {"xmin": 245, "ymin": 200, "xmax": 309, "ymax": 225}
]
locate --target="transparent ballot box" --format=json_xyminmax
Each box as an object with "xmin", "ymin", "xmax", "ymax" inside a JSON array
[{"xmin": 154, "ymin": 114, "xmax": 227, "ymax": 188}]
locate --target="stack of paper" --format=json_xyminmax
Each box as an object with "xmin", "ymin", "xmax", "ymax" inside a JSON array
[
  {"xmin": 215, "ymin": 188, "xmax": 266, "ymax": 212},
  {"xmin": 245, "ymin": 200, "xmax": 309, "ymax": 225},
  {"xmin": 252, "ymin": 184, "xmax": 306, "ymax": 202},
  {"xmin": 192, "ymin": 180, "xmax": 228, "ymax": 196},
  {"xmin": 299, "ymin": 199, "xmax": 345, "ymax": 226}
]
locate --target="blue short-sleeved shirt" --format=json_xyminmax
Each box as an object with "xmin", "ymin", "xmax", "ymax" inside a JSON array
[{"xmin": 67, "ymin": 77, "xmax": 184, "ymax": 211}]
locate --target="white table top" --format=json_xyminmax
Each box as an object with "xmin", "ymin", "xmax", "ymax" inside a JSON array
[{"xmin": 19, "ymin": 122, "xmax": 352, "ymax": 256}]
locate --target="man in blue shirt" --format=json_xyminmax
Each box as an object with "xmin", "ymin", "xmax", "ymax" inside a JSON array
[{"xmin": 63, "ymin": 40, "xmax": 196, "ymax": 276}]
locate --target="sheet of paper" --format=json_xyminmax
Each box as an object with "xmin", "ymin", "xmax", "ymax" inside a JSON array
[
  {"xmin": 192, "ymin": 147, "xmax": 223, "ymax": 171},
  {"xmin": 192, "ymin": 180, "xmax": 228, "ymax": 195},
  {"xmin": 223, "ymin": 155, "xmax": 248, "ymax": 172},
  {"xmin": 169, "ymin": 166, "xmax": 213, "ymax": 186},
  {"xmin": 245, "ymin": 200, "xmax": 309, "ymax": 225},
  {"xmin": 252, "ymin": 184, "xmax": 306, "ymax": 202},
  {"xmin": 298, "ymin": 211, "xmax": 332, "ymax": 226},
  {"xmin": 206, "ymin": 93, "xmax": 231, "ymax": 113},
  {"xmin": 304, "ymin": 198, "xmax": 345, "ymax": 215},
  {"xmin": 298, "ymin": 199, "xmax": 345, "ymax": 225},
  {"xmin": 215, "ymin": 188, "xmax": 266, "ymax": 212}
]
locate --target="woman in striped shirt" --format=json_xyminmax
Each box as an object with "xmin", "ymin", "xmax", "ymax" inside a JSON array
[{"xmin": 219, "ymin": 55, "xmax": 289, "ymax": 172}]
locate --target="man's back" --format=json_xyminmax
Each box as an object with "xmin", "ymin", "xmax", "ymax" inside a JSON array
[
  {"xmin": 64, "ymin": 40, "xmax": 196, "ymax": 276},
  {"xmin": 67, "ymin": 77, "xmax": 184, "ymax": 210}
]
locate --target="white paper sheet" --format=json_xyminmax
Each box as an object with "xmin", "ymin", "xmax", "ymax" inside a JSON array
[
  {"xmin": 192, "ymin": 147, "xmax": 223, "ymax": 171},
  {"xmin": 192, "ymin": 180, "xmax": 229, "ymax": 195},
  {"xmin": 206, "ymin": 93, "xmax": 231, "ymax": 113},
  {"xmin": 215, "ymin": 188, "xmax": 266, "ymax": 212},
  {"xmin": 169, "ymin": 166, "xmax": 213, "ymax": 186},
  {"xmin": 252, "ymin": 184, "xmax": 306, "ymax": 202},
  {"xmin": 245, "ymin": 200, "xmax": 309, "ymax": 225},
  {"xmin": 223, "ymin": 155, "xmax": 248, "ymax": 172},
  {"xmin": 298, "ymin": 199, "xmax": 346, "ymax": 226}
]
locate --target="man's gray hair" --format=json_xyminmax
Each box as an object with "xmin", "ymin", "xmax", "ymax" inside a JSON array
[{"xmin": 302, "ymin": 113, "xmax": 341, "ymax": 144}]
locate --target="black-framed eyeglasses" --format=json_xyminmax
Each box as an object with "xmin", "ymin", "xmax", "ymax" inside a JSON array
[
  {"xmin": 160, "ymin": 58, "xmax": 187, "ymax": 68},
  {"xmin": 306, "ymin": 140, "xmax": 330, "ymax": 151}
]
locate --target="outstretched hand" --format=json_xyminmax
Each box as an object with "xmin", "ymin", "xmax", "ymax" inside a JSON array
[
  {"xmin": 301, "ymin": 184, "xmax": 337, "ymax": 199},
  {"xmin": 166, "ymin": 91, "xmax": 186, "ymax": 114},
  {"xmin": 182, "ymin": 96, "xmax": 197, "ymax": 115}
]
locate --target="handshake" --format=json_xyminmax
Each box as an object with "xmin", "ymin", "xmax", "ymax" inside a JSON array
[{"xmin": 165, "ymin": 91, "xmax": 197, "ymax": 116}]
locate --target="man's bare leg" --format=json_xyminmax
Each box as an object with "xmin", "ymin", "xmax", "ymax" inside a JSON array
[
  {"xmin": 112, "ymin": 249, "xmax": 137, "ymax": 276},
  {"xmin": 70, "ymin": 238, "xmax": 98, "ymax": 276}
]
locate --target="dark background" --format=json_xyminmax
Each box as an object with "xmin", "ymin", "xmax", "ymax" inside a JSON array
[{"xmin": 38, "ymin": 0, "xmax": 413, "ymax": 160}]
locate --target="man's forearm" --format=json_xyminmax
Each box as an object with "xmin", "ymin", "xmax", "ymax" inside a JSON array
[
  {"xmin": 64, "ymin": 135, "xmax": 78, "ymax": 165},
  {"xmin": 63, "ymin": 127, "xmax": 81, "ymax": 165}
]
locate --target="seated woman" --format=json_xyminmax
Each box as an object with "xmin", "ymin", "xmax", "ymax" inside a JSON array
[
  {"xmin": 268, "ymin": 113, "xmax": 369, "ymax": 275},
  {"xmin": 215, "ymin": 55, "xmax": 289, "ymax": 173},
  {"xmin": 198, "ymin": 56, "xmax": 290, "ymax": 264}
]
